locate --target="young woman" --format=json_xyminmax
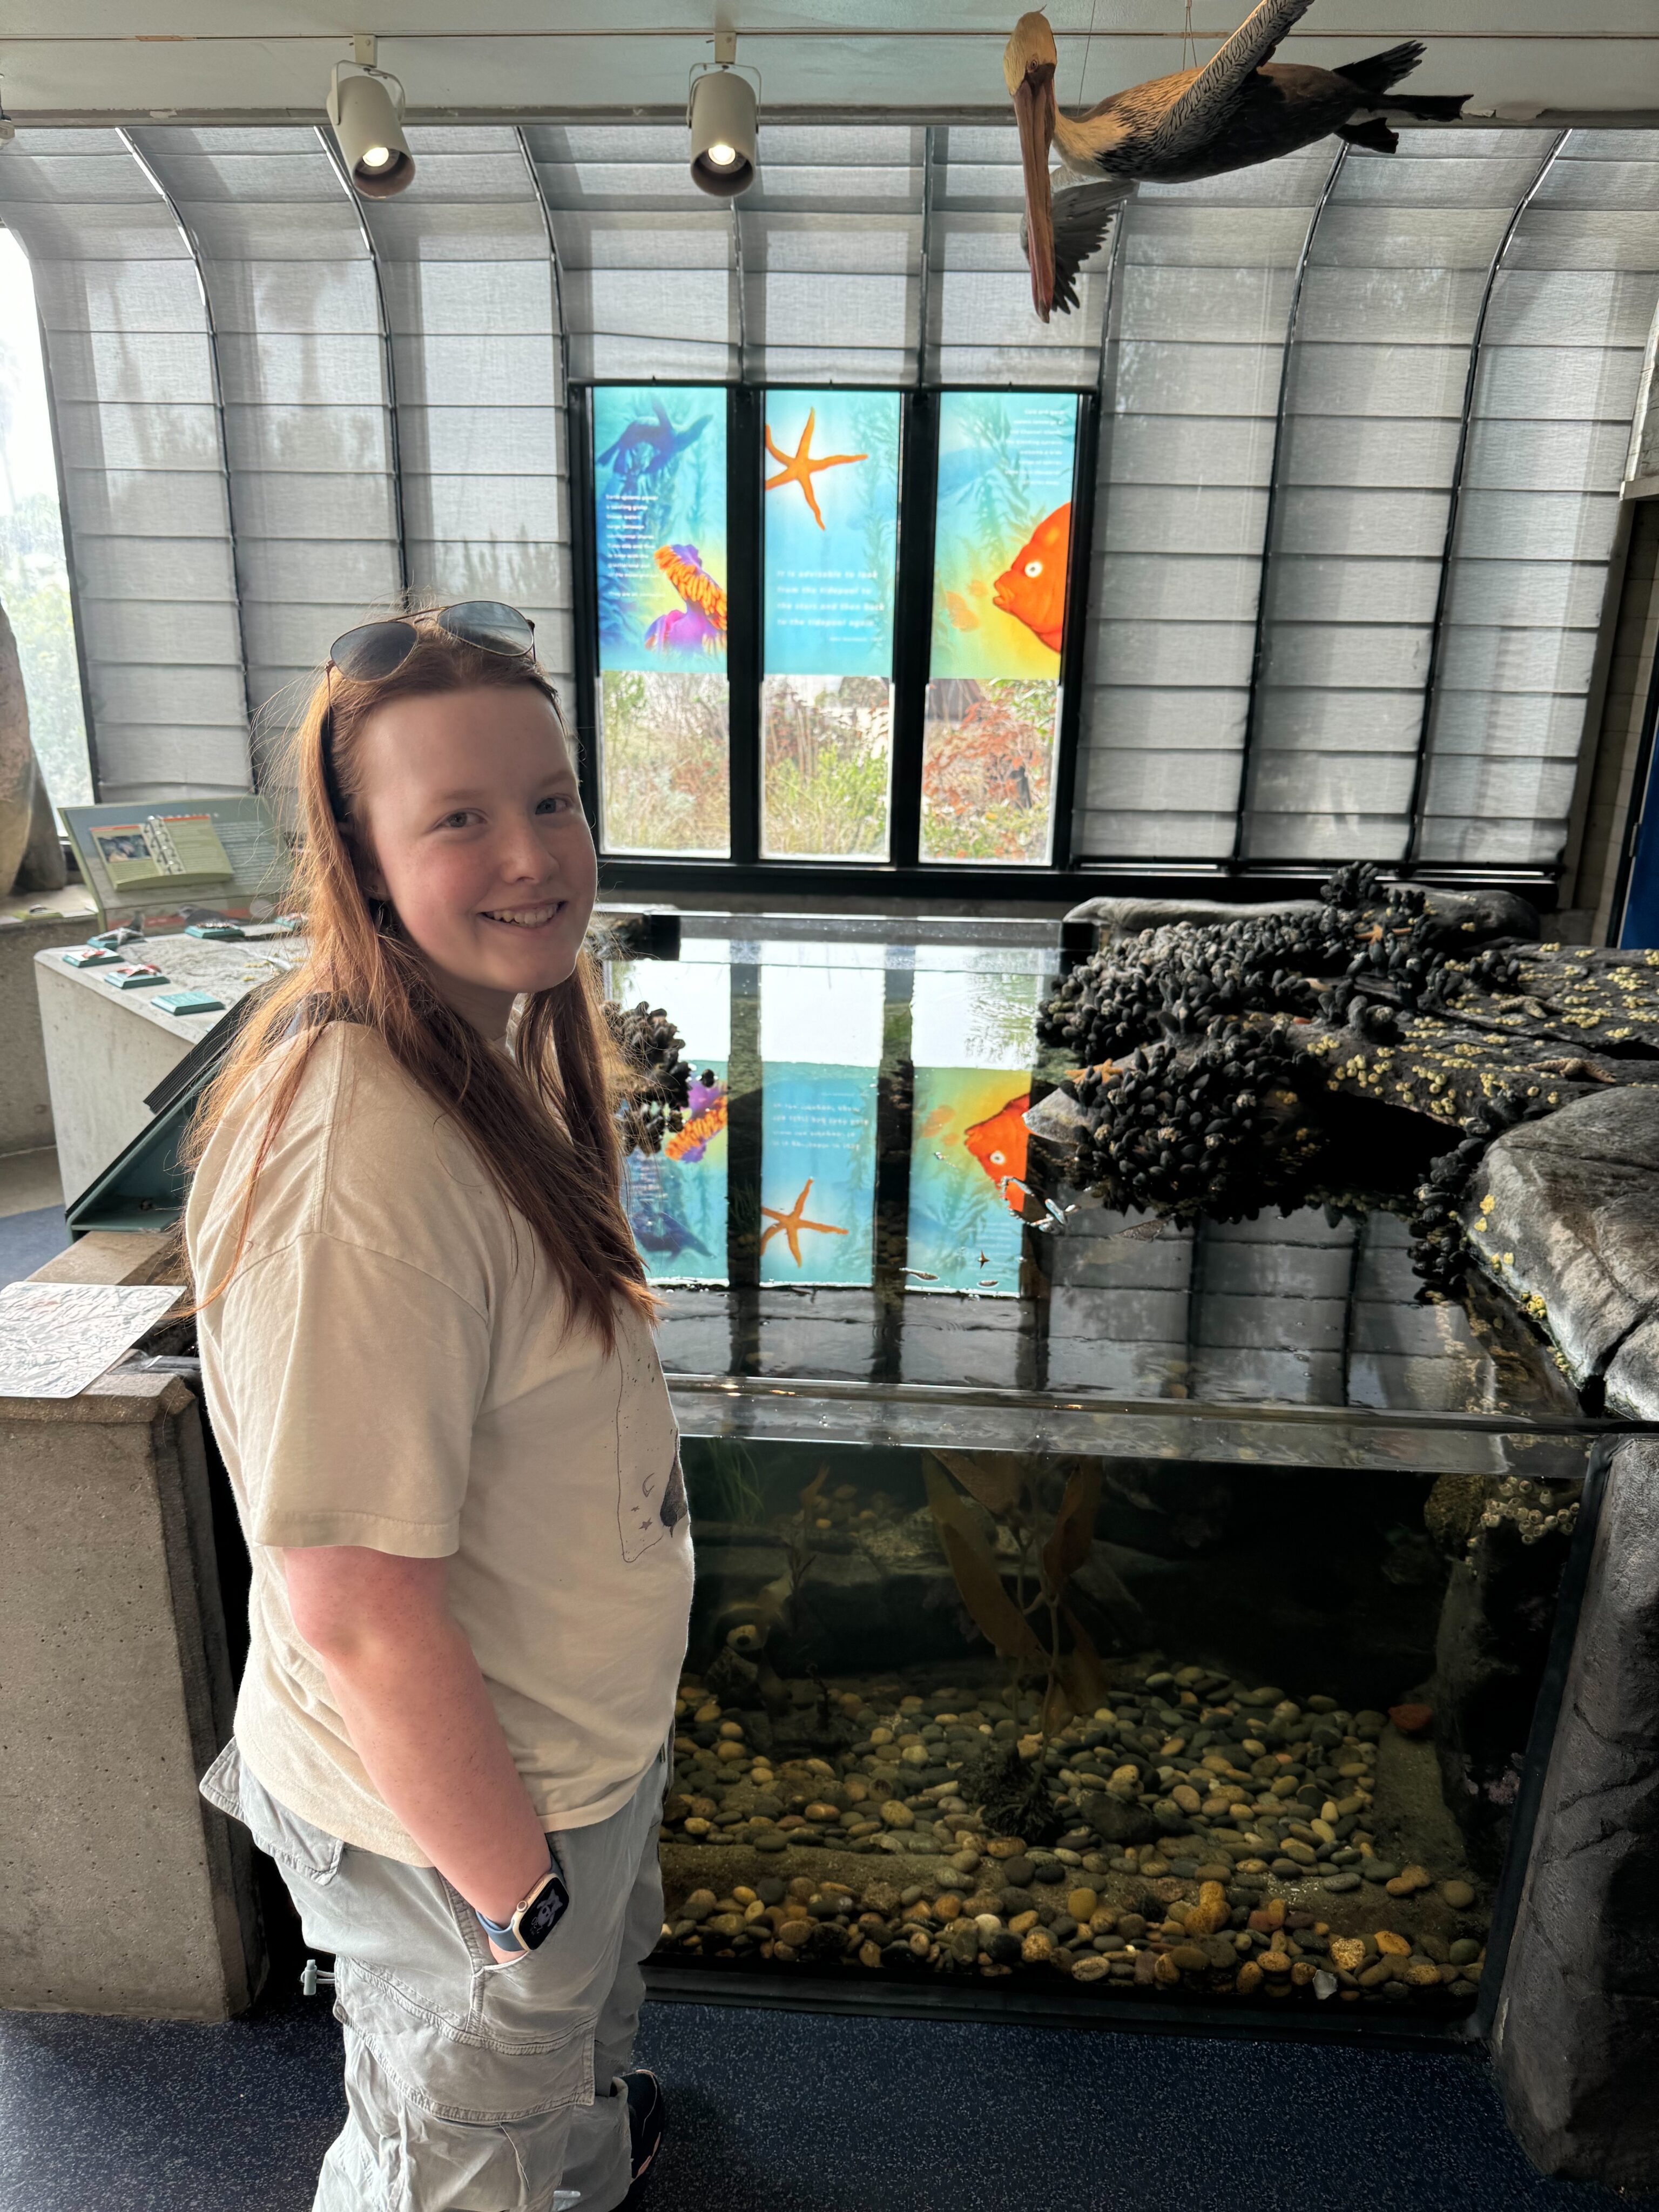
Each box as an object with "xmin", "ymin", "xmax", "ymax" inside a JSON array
[{"xmin": 185, "ymin": 602, "xmax": 692, "ymax": 2211}]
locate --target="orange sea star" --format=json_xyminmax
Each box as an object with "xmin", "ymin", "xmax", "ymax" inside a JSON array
[
  {"xmin": 763, "ymin": 409, "xmax": 866, "ymax": 529},
  {"xmin": 759, "ymin": 1177, "xmax": 848, "ymax": 1266}
]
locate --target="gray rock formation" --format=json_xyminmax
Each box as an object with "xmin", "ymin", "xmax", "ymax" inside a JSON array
[
  {"xmin": 1063, "ymin": 894, "xmax": 1320, "ymax": 938},
  {"xmin": 1457, "ymin": 1089, "xmax": 1659, "ymax": 1407},
  {"xmin": 0, "ymin": 594, "xmax": 36, "ymax": 896},
  {"xmin": 1494, "ymin": 1438, "xmax": 1659, "ymax": 2191},
  {"xmin": 0, "ymin": 594, "xmax": 65, "ymax": 898},
  {"xmin": 1062, "ymin": 886, "xmax": 1540, "ymax": 945},
  {"xmin": 15, "ymin": 768, "xmax": 68, "ymax": 894}
]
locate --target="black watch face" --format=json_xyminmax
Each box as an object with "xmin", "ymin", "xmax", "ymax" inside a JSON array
[{"xmin": 520, "ymin": 1873, "xmax": 569, "ymax": 1951}]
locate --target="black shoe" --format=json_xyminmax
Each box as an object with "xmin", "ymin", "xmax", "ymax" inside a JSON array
[{"xmin": 620, "ymin": 2068, "xmax": 664, "ymax": 2204}]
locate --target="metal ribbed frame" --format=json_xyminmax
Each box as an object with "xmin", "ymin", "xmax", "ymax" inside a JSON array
[
  {"xmin": 515, "ymin": 129, "xmax": 572, "ymax": 409},
  {"xmin": 516, "ymin": 126, "xmax": 582, "ymax": 744},
  {"xmin": 731, "ymin": 204, "xmax": 749, "ymax": 384},
  {"xmin": 118, "ymin": 127, "xmax": 259, "ymax": 767},
  {"xmin": 1229, "ymin": 140, "xmax": 1348, "ymax": 867},
  {"xmin": 316, "ymin": 123, "xmax": 410, "ymax": 603},
  {"xmin": 915, "ymin": 124, "xmax": 936, "ymax": 389},
  {"xmin": 1405, "ymin": 130, "xmax": 1573, "ymax": 865}
]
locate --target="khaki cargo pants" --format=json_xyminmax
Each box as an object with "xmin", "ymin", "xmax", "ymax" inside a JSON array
[{"xmin": 201, "ymin": 1739, "xmax": 667, "ymax": 2212}]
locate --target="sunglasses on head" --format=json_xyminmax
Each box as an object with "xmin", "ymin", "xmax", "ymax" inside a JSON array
[
  {"xmin": 320, "ymin": 600, "xmax": 541, "ymax": 819},
  {"xmin": 328, "ymin": 599, "xmax": 536, "ymax": 683}
]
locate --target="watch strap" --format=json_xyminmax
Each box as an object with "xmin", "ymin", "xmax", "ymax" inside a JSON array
[{"xmin": 475, "ymin": 1839, "xmax": 561, "ymax": 1955}]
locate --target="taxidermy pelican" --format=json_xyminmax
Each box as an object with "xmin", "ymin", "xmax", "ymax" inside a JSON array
[{"xmin": 1007, "ymin": 0, "xmax": 1469, "ymax": 320}]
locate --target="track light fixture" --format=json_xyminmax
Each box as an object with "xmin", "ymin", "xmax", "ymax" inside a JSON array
[
  {"xmin": 687, "ymin": 33, "xmax": 759, "ymax": 199},
  {"xmin": 327, "ymin": 36, "xmax": 415, "ymax": 199}
]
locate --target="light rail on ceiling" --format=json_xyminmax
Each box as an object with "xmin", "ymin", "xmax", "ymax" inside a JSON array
[
  {"xmin": 14, "ymin": 105, "xmax": 1657, "ymax": 130},
  {"xmin": 4, "ymin": 23, "xmax": 1654, "ymax": 40}
]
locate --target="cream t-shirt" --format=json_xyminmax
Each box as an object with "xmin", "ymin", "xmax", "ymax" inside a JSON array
[{"xmin": 185, "ymin": 1020, "xmax": 693, "ymax": 1864}]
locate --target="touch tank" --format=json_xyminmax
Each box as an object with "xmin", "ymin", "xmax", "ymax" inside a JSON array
[{"xmin": 603, "ymin": 908, "xmax": 1621, "ymax": 2031}]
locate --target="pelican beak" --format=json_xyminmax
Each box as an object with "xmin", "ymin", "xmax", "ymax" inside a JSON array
[{"xmin": 1013, "ymin": 57, "xmax": 1057, "ymax": 322}]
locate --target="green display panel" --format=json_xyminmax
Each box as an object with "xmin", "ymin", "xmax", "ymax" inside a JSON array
[
  {"xmin": 760, "ymin": 388, "xmax": 901, "ymax": 861},
  {"xmin": 591, "ymin": 386, "xmax": 730, "ymax": 856},
  {"xmin": 923, "ymin": 392, "xmax": 1080, "ymax": 866}
]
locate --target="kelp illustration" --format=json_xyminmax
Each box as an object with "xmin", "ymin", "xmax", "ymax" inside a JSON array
[{"xmin": 923, "ymin": 1449, "xmax": 1105, "ymax": 1734}]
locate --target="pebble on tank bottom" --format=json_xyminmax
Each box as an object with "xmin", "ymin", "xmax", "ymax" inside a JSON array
[{"xmin": 653, "ymin": 1659, "xmax": 1488, "ymax": 2011}]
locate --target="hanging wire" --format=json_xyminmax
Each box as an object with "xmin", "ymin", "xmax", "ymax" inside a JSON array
[
  {"xmin": 1075, "ymin": 0, "xmax": 1102, "ymax": 107},
  {"xmin": 1181, "ymin": 0, "xmax": 1198, "ymax": 72}
]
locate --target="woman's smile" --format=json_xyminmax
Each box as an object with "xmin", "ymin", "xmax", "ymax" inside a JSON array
[{"xmin": 478, "ymin": 899, "xmax": 568, "ymax": 932}]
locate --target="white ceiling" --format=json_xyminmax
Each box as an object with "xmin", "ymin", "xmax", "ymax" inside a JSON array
[{"xmin": 4, "ymin": 0, "xmax": 1656, "ymax": 122}]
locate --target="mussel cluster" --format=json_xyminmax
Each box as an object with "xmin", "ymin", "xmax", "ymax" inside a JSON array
[
  {"xmin": 1041, "ymin": 905, "xmax": 1346, "ymax": 1069},
  {"xmin": 1041, "ymin": 865, "xmax": 1535, "ymax": 1254},
  {"xmin": 1068, "ymin": 1022, "xmax": 1324, "ymax": 1218},
  {"xmin": 606, "ymin": 999, "xmax": 692, "ymax": 1155},
  {"xmin": 1042, "ymin": 865, "xmax": 1522, "ymax": 1071}
]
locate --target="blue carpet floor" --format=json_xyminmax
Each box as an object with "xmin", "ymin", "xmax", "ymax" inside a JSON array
[
  {"xmin": 0, "ymin": 1990, "xmax": 1630, "ymax": 2212},
  {"xmin": 0, "ymin": 1202, "xmax": 68, "ymax": 1285}
]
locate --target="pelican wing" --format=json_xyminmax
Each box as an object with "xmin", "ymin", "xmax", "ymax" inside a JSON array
[
  {"xmin": 1022, "ymin": 178, "xmax": 1136, "ymax": 316},
  {"xmin": 1139, "ymin": 0, "xmax": 1319, "ymax": 165}
]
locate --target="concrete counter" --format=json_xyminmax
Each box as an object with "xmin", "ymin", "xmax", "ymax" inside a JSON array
[
  {"xmin": 33, "ymin": 935, "xmax": 304, "ymax": 1206},
  {"xmin": 0, "ymin": 1358, "xmax": 263, "ymax": 2018}
]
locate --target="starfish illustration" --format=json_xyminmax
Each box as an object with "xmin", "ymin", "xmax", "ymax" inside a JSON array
[
  {"xmin": 763, "ymin": 410, "xmax": 866, "ymax": 530},
  {"xmin": 759, "ymin": 1178, "xmax": 848, "ymax": 1266}
]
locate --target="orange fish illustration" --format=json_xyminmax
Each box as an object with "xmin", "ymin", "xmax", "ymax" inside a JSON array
[
  {"xmin": 963, "ymin": 1092, "xmax": 1031, "ymax": 1216},
  {"xmin": 993, "ymin": 503, "xmax": 1071, "ymax": 655}
]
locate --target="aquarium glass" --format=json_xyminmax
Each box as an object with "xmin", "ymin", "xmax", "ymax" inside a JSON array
[
  {"xmin": 581, "ymin": 914, "xmax": 1622, "ymax": 2032},
  {"xmin": 591, "ymin": 386, "xmax": 730, "ymax": 856},
  {"xmin": 924, "ymin": 392, "xmax": 1080, "ymax": 866},
  {"xmin": 760, "ymin": 388, "xmax": 902, "ymax": 861}
]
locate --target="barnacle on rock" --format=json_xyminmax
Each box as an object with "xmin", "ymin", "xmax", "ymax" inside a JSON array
[{"xmin": 1474, "ymin": 1475, "xmax": 1582, "ymax": 1549}]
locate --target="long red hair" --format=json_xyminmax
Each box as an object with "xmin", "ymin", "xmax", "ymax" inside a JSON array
[{"xmin": 179, "ymin": 626, "xmax": 652, "ymax": 1349}]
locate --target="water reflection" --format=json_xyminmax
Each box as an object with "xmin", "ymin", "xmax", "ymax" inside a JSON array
[{"xmin": 606, "ymin": 920, "xmax": 1583, "ymax": 1431}]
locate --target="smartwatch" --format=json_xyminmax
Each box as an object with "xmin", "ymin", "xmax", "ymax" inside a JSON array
[{"xmin": 475, "ymin": 1842, "xmax": 569, "ymax": 1958}]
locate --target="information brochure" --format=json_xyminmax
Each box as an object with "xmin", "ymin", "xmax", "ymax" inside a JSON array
[{"xmin": 62, "ymin": 795, "xmax": 292, "ymax": 934}]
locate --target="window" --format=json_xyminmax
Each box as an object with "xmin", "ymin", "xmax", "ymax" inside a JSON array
[
  {"xmin": 0, "ymin": 230, "xmax": 91, "ymax": 809},
  {"xmin": 923, "ymin": 390, "xmax": 1081, "ymax": 866},
  {"xmin": 577, "ymin": 382, "xmax": 1094, "ymax": 881},
  {"xmin": 760, "ymin": 387, "xmax": 901, "ymax": 860},
  {"xmin": 590, "ymin": 384, "xmax": 729, "ymax": 856}
]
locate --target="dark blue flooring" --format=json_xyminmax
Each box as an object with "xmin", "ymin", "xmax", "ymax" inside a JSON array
[
  {"xmin": 0, "ymin": 1202, "xmax": 68, "ymax": 1285},
  {"xmin": 0, "ymin": 1990, "xmax": 1631, "ymax": 2212}
]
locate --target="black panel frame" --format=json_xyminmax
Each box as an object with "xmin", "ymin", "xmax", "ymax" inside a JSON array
[{"xmin": 574, "ymin": 378, "xmax": 1099, "ymax": 902}]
